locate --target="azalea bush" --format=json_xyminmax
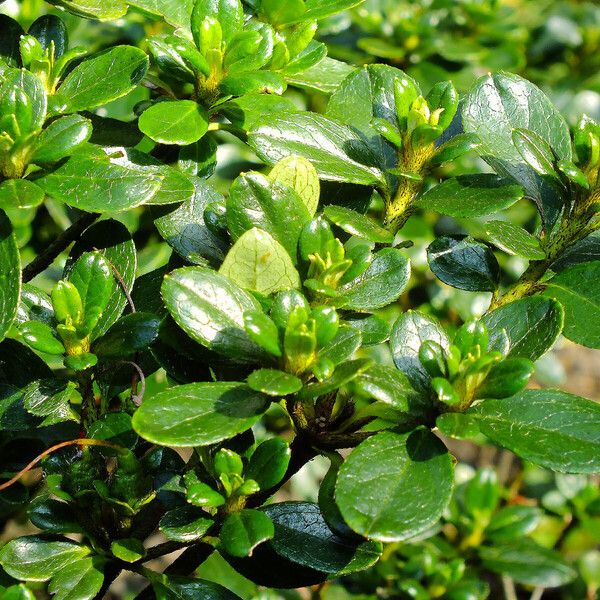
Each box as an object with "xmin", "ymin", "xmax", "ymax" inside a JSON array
[{"xmin": 0, "ymin": 1, "xmax": 599, "ymax": 599}]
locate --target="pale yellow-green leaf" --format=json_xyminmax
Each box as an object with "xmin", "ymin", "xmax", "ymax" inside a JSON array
[
  {"xmin": 269, "ymin": 155, "xmax": 320, "ymax": 216},
  {"xmin": 219, "ymin": 228, "xmax": 300, "ymax": 295}
]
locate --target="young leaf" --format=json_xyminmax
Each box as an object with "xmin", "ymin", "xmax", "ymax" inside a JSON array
[
  {"xmin": 469, "ymin": 389, "xmax": 600, "ymax": 473},
  {"xmin": 56, "ymin": 46, "xmax": 148, "ymax": 113},
  {"xmin": 543, "ymin": 261, "xmax": 600, "ymax": 349},
  {"xmin": 161, "ymin": 267, "xmax": 265, "ymax": 359},
  {"xmin": 138, "ymin": 100, "xmax": 209, "ymax": 146},
  {"xmin": 324, "ymin": 205, "xmax": 394, "ymax": 244},
  {"xmin": 336, "ymin": 430, "xmax": 453, "ymax": 541},
  {"xmin": 427, "ymin": 236, "xmax": 500, "ymax": 292},
  {"xmin": 132, "ymin": 382, "xmax": 270, "ymax": 447},
  {"xmin": 0, "ymin": 536, "xmax": 90, "ymax": 581},
  {"xmin": 191, "ymin": 0, "xmax": 243, "ymax": 46},
  {"xmin": 482, "ymin": 220, "xmax": 545, "ymax": 260},
  {"xmin": 414, "ymin": 174, "xmax": 524, "ymax": 218},
  {"xmin": 249, "ymin": 112, "xmax": 385, "ymax": 186},
  {"xmin": 390, "ymin": 310, "xmax": 450, "ymax": 394},
  {"xmin": 31, "ymin": 115, "xmax": 92, "ymax": 164},
  {"xmin": 247, "ymin": 369, "xmax": 302, "ymax": 396},
  {"xmin": 245, "ymin": 438, "xmax": 291, "ymax": 490},
  {"xmin": 220, "ymin": 509, "xmax": 274, "ymax": 558},
  {"xmin": 269, "ymin": 155, "xmax": 320, "ymax": 217},
  {"xmin": 219, "ymin": 228, "xmax": 301, "ymax": 295},
  {"xmin": 482, "ymin": 296, "xmax": 564, "ymax": 360},
  {"xmin": 335, "ymin": 248, "xmax": 410, "ymax": 310},
  {"xmin": 0, "ymin": 209, "xmax": 20, "ymax": 343},
  {"xmin": 50, "ymin": 0, "xmax": 126, "ymax": 20}
]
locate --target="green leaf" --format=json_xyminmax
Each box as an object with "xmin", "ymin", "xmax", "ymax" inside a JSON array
[
  {"xmin": 462, "ymin": 72, "xmax": 572, "ymax": 226},
  {"xmin": 87, "ymin": 412, "xmax": 137, "ymax": 449},
  {"xmin": 1, "ymin": 585, "xmax": 35, "ymax": 600},
  {"xmin": 0, "ymin": 69, "xmax": 47, "ymax": 132},
  {"xmin": 479, "ymin": 539, "xmax": 576, "ymax": 587},
  {"xmin": 244, "ymin": 310, "xmax": 281, "ymax": 357},
  {"xmin": 512, "ymin": 128, "xmax": 560, "ymax": 179},
  {"xmin": 482, "ymin": 296, "xmax": 564, "ymax": 360},
  {"xmin": 139, "ymin": 100, "xmax": 209, "ymax": 146},
  {"xmin": 414, "ymin": 174, "xmax": 524, "ymax": 218},
  {"xmin": 288, "ymin": 0, "xmax": 366, "ymax": 23},
  {"xmin": 221, "ymin": 71, "xmax": 285, "ymax": 98},
  {"xmin": 23, "ymin": 379, "xmax": 78, "ymax": 425},
  {"xmin": 37, "ymin": 154, "xmax": 162, "ymax": 212},
  {"xmin": 64, "ymin": 219, "xmax": 136, "ymax": 339},
  {"xmin": 28, "ymin": 15, "xmax": 68, "ymax": 58},
  {"xmin": 0, "ymin": 209, "xmax": 20, "ymax": 343},
  {"xmin": 259, "ymin": 502, "xmax": 380, "ymax": 575},
  {"xmin": 430, "ymin": 132, "xmax": 481, "ymax": 166},
  {"xmin": 68, "ymin": 251, "xmax": 112, "ymax": 335},
  {"xmin": 150, "ymin": 574, "xmax": 242, "ymax": 600},
  {"xmin": 221, "ymin": 94, "xmax": 299, "ymax": 131},
  {"xmin": 486, "ymin": 505, "xmax": 542, "ymax": 543},
  {"xmin": 153, "ymin": 178, "xmax": 228, "ymax": 266},
  {"xmin": 161, "ymin": 267, "xmax": 265, "ymax": 359},
  {"xmin": 427, "ymin": 236, "xmax": 500, "ymax": 292},
  {"xmin": 132, "ymin": 382, "xmax": 270, "ymax": 447},
  {"xmin": 269, "ymin": 155, "xmax": 320, "ymax": 217},
  {"xmin": 469, "ymin": 389, "xmax": 600, "ymax": 473},
  {"xmin": 0, "ymin": 536, "xmax": 90, "ymax": 581},
  {"xmin": 324, "ymin": 205, "xmax": 393, "ymax": 244},
  {"xmin": 47, "ymin": 557, "xmax": 105, "ymax": 600},
  {"xmin": 551, "ymin": 230, "xmax": 600, "ymax": 273},
  {"xmin": 0, "ymin": 180, "xmax": 45, "ymax": 210},
  {"xmin": 187, "ymin": 483, "xmax": 225, "ymax": 508},
  {"xmin": 335, "ymin": 248, "xmax": 410, "ymax": 310},
  {"xmin": 51, "ymin": 0, "xmax": 126, "ymax": 20},
  {"xmin": 390, "ymin": 310, "xmax": 450, "ymax": 395},
  {"xmin": 353, "ymin": 364, "xmax": 415, "ymax": 412},
  {"xmin": 298, "ymin": 358, "xmax": 372, "ymax": 400},
  {"xmin": 93, "ymin": 312, "xmax": 161, "ymax": 358},
  {"xmin": 249, "ymin": 112, "xmax": 385, "ymax": 186},
  {"xmin": 0, "ymin": 16, "xmax": 24, "ymax": 67},
  {"xmin": 247, "ymin": 369, "xmax": 302, "ymax": 396},
  {"xmin": 111, "ymin": 539, "xmax": 146, "ymax": 563},
  {"xmin": 56, "ymin": 46, "xmax": 148, "ymax": 113},
  {"xmin": 227, "ymin": 172, "xmax": 311, "ymax": 261},
  {"xmin": 127, "ymin": 0, "xmax": 194, "ymax": 29},
  {"xmin": 28, "ymin": 496, "xmax": 83, "ymax": 534},
  {"xmin": 31, "ymin": 115, "xmax": 92, "ymax": 164},
  {"xmin": 191, "ymin": 0, "xmax": 243, "ymax": 45},
  {"xmin": 346, "ymin": 314, "xmax": 390, "ymax": 346},
  {"xmin": 336, "ymin": 430, "xmax": 453, "ymax": 542},
  {"xmin": 246, "ymin": 438, "xmax": 291, "ymax": 490},
  {"xmin": 159, "ymin": 505, "xmax": 214, "ymax": 543},
  {"xmin": 219, "ymin": 228, "xmax": 301, "ymax": 294},
  {"xmin": 543, "ymin": 261, "xmax": 600, "ymax": 349},
  {"xmin": 475, "ymin": 358, "xmax": 534, "ymax": 399},
  {"xmin": 285, "ymin": 56, "xmax": 354, "ymax": 95},
  {"xmin": 220, "ymin": 509, "xmax": 274, "ymax": 558},
  {"xmin": 482, "ymin": 220, "xmax": 545, "ymax": 260}
]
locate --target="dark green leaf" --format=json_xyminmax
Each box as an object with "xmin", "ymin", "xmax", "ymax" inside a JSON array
[
  {"xmin": 245, "ymin": 438, "xmax": 291, "ymax": 490},
  {"xmin": 56, "ymin": 46, "xmax": 148, "ymax": 112},
  {"xmin": 28, "ymin": 496, "xmax": 82, "ymax": 534},
  {"xmin": 551, "ymin": 230, "xmax": 600, "ymax": 273},
  {"xmin": 298, "ymin": 358, "xmax": 372, "ymax": 400},
  {"xmin": 543, "ymin": 261, "xmax": 600, "ymax": 349},
  {"xmin": 390, "ymin": 310, "xmax": 450, "ymax": 394},
  {"xmin": 0, "ymin": 209, "xmax": 20, "ymax": 343},
  {"xmin": 132, "ymin": 382, "xmax": 270, "ymax": 447},
  {"xmin": 0, "ymin": 536, "xmax": 90, "ymax": 581},
  {"xmin": 31, "ymin": 115, "xmax": 92, "ymax": 164},
  {"xmin": 336, "ymin": 248, "xmax": 410, "ymax": 310},
  {"xmin": 0, "ymin": 16, "xmax": 23, "ymax": 67},
  {"xmin": 353, "ymin": 364, "xmax": 415, "ymax": 411},
  {"xmin": 150, "ymin": 574, "xmax": 242, "ymax": 600},
  {"xmin": 427, "ymin": 236, "xmax": 500, "ymax": 292},
  {"xmin": 139, "ymin": 100, "xmax": 209, "ymax": 146},
  {"xmin": 159, "ymin": 505, "xmax": 214, "ymax": 543},
  {"xmin": 285, "ymin": 56, "xmax": 354, "ymax": 95},
  {"xmin": 220, "ymin": 94, "xmax": 298, "ymax": 131},
  {"xmin": 23, "ymin": 379, "xmax": 77, "ymax": 425},
  {"xmin": 345, "ymin": 314, "xmax": 390, "ymax": 346},
  {"xmin": 414, "ymin": 175, "xmax": 523, "ymax": 218},
  {"xmin": 479, "ymin": 539, "xmax": 576, "ymax": 587},
  {"xmin": 93, "ymin": 312, "xmax": 160, "ymax": 358},
  {"xmin": 482, "ymin": 220, "xmax": 545, "ymax": 260},
  {"xmin": 220, "ymin": 509, "xmax": 274, "ymax": 557},
  {"xmin": 336, "ymin": 430, "xmax": 453, "ymax": 541},
  {"xmin": 28, "ymin": 15, "xmax": 68, "ymax": 58},
  {"xmin": 512, "ymin": 128, "xmax": 559, "ymax": 179},
  {"xmin": 161, "ymin": 267, "xmax": 265, "ymax": 360},
  {"xmin": 482, "ymin": 296, "xmax": 564, "ymax": 360},
  {"xmin": 250, "ymin": 112, "xmax": 385, "ymax": 186},
  {"xmin": 247, "ymin": 369, "xmax": 302, "ymax": 396},
  {"xmin": 262, "ymin": 502, "xmax": 381, "ymax": 574},
  {"xmin": 37, "ymin": 154, "xmax": 162, "ymax": 212},
  {"xmin": 47, "ymin": 557, "xmax": 105, "ymax": 600},
  {"xmin": 469, "ymin": 389, "xmax": 600, "ymax": 473},
  {"xmin": 87, "ymin": 412, "xmax": 137, "ymax": 449}
]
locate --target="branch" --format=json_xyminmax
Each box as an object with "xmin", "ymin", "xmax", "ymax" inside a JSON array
[{"xmin": 22, "ymin": 211, "xmax": 100, "ymax": 283}]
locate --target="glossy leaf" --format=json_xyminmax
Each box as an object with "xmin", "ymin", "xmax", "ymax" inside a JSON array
[
  {"xmin": 269, "ymin": 155, "xmax": 320, "ymax": 217},
  {"xmin": 247, "ymin": 369, "xmax": 302, "ymax": 396},
  {"xmin": 0, "ymin": 209, "xmax": 20, "ymax": 343},
  {"xmin": 161, "ymin": 267, "xmax": 265, "ymax": 359},
  {"xmin": 93, "ymin": 312, "xmax": 161, "ymax": 358},
  {"xmin": 543, "ymin": 261, "xmax": 600, "ymax": 349},
  {"xmin": 250, "ymin": 112, "xmax": 385, "ymax": 186},
  {"xmin": 245, "ymin": 438, "xmax": 291, "ymax": 490},
  {"xmin": 31, "ymin": 115, "xmax": 92, "ymax": 164},
  {"xmin": 482, "ymin": 296, "xmax": 564, "ymax": 360},
  {"xmin": 159, "ymin": 506, "xmax": 214, "ymax": 543},
  {"xmin": 51, "ymin": 0, "xmax": 126, "ymax": 19},
  {"xmin": 220, "ymin": 509, "xmax": 274, "ymax": 557},
  {"xmin": 219, "ymin": 228, "xmax": 301, "ymax": 295},
  {"xmin": 336, "ymin": 248, "xmax": 410, "ymax": 310},
  {"xmin": 47, "ymin": 557, "xmax": 104, "ymax": 600},
  {"xmin": 336, "ymin": 430, "xmax": 453, "ymax": 541},
  {"xmin": 0, "ymin": 179, "xmax": 45, "ymax": 210},
  {"xmin": 470, "ymin": 389, "xmax": 600, "ymax": 473},
  {"xmin": 414, "ymin": 175, "xmax": 523, "ymax": 218},
  {"xmin": 324, "ymin": 205, "xmax": 393, "ymax": 243},
  {"xmin": 482, "ymin": 220, "xmax": 545, "ymax": 260},
  {"xmin": 427, "ymin": 236, "xmax": 500, "ymax": 292},
  {"xmin": 132, "ymin": 382, "xmax": 270, "ymax": 446},
  {"xmin": 56, "ymin": 46, "xmax": 148, "ymax": 113},
  {"xmin": 150, "ymin": 574, "xmax": 242, "ymax": 600},
  {"xmin": 28, "ymin": 15, "xmax": 68, "ymax": 58},
  {"xmin": 139, "ymin": 100, "xmax": 209, "ymax": 146}
]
